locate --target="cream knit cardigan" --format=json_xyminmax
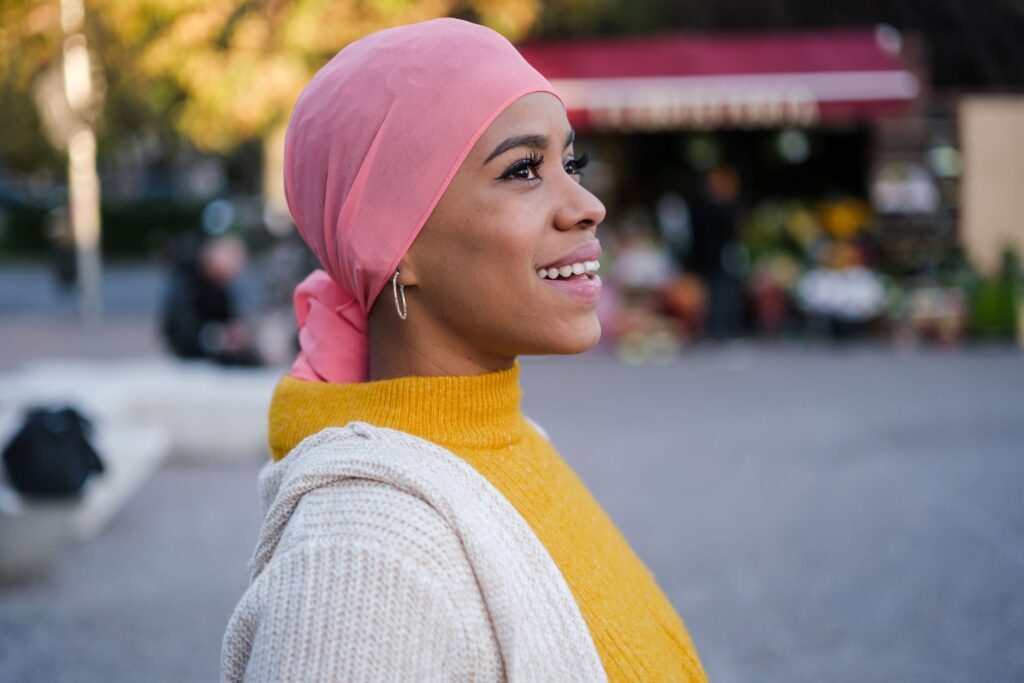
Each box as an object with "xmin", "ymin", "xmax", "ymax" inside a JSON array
[{"xmin": 221, "ymin": 421, "xmax": 607, "ymax": 682}]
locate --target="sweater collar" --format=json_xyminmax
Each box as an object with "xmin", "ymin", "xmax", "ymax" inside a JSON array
[{"xmin": 268, "ymin": 360, "xmax": 524, "ymax": 460}]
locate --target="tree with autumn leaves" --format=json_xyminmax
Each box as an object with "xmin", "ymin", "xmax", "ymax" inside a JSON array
[{"xmin": 0, "ymin": 0, "xmax": 544, "ymax": 165}]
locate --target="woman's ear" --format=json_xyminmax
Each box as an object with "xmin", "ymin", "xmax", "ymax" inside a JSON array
[{"xmin": 394, "ymin": 252, "xmax": 420, "ymax": 288}]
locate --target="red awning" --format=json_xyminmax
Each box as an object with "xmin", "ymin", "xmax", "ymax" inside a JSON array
[{"xmin": 516, "ymin": 29, "xmax": 920, "ymax": 131}]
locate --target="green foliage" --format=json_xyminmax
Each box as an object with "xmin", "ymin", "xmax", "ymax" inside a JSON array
[
  {"xmin": 99, "ymin": 199, "xmax": 205, "ymax": 257},
  {"xmin": 968, "ymin": 247, "xmax": 1021, "ymax": 339},
  {"xmin": 0, "ymin": 199, "xmax": 204, "ymax": 259},
  {"xmin": 0, "ymin": 198, "xmax": 49, "ymax": 256}
]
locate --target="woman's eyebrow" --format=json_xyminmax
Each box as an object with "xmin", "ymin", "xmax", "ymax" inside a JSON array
[{"xmin": 484, "ymin": 128, "xmax": 575, "ymax": 165}]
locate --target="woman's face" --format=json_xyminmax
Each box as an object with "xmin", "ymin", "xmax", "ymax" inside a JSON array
[{"xmin": 399, "ymin": 92, "xmax": 607, "ymax": 359}]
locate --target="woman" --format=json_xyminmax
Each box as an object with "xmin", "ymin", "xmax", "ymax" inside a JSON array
[{"xmin": 221, "ymin": 18, "xmax": 707, "ymax": 683}]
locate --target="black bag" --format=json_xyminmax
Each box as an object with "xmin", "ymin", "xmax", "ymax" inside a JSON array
[{"xmin": 2, "ymin": 405, "xmax": 105, "ymax": 498}]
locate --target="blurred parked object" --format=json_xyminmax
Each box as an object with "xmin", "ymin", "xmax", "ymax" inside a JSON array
[
  {"xmin": 159, "ymin": 233, "xmax": 263, "ymax": 367},
  {"xmin": 0, "ymin": 405, "xmax": 169, "ymax": 582},
  {"xmin": 2, "ymin": 406, "xmax": 103, "ymax": 498}
]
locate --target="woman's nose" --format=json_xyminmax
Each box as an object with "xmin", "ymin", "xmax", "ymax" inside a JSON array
[{"xmin": 554, "ymin": 178, "xmax": 606, "ymax": 232}]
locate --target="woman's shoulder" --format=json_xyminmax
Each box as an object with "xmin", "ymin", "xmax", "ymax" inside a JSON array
[
  {"xmin": 226, "ymin": 421, "xmax": 606, "ymax": 682},
  {"xmin": 274, "ymin": 476, "xmax": 468, "ymax": 574},
  {"xmin": 226, "ymin": 454, "xmax": 504, "ymax": 682},
  {"xmin": 261, "ymin": 422, "xmax": 483, "ymax": 578}
]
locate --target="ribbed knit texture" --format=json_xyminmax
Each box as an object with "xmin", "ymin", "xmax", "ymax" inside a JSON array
[{"xmin": 266, "ymin": 361, "xmax": 708, "ymax": 682}]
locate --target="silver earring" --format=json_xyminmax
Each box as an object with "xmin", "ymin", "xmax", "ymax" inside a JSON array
[{"xmin": 392, "ymin": 269, "xmax": 408, "ymax": 320}]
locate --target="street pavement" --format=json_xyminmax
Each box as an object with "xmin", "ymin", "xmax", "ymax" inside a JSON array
[{"xmin": 0, "ymin": 314, "xmax": 1022, "ymax": 681}]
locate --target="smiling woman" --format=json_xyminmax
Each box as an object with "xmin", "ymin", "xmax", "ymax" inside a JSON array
[
  {"xmin": 372, "ymin": 92, "xmax": 606, "ymax": 379},
  {"xmin": 221, "ymin": 17, "xmax": 708, "ymax": 683}
]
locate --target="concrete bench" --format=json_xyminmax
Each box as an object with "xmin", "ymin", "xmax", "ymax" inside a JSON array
[
  {"xmin": 0, "ymin": 358, "xmax": 282, "ymax": 463},
  {"xmin": 0, "ymin": 358, "xmax": 281, "ymax": 580},
  {"xmin": 0, "ymin": 418, "xmax": 170, "ymax": 581}
]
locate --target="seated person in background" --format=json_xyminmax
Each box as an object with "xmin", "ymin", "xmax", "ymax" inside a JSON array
[{"xmin": 160, "ymin": 233, "xmax": 263, "ymax": 367}]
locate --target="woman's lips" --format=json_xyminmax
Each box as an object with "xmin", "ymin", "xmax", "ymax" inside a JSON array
[
  {"xmin": 539, "ymin": 239, "xmax": 602, "ymax": 270},
  {"xmin": 540, "ymin": 272, "xmax": 603, "ymax": 303}
]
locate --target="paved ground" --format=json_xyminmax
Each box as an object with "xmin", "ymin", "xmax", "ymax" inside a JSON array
[
  {"xmin": 526, "ymin": 348, "xmax": 1024, "ymax": 683},
  {"xmin": 1, "ymin": 338, "xmax": 1021, "ymax": 682}
]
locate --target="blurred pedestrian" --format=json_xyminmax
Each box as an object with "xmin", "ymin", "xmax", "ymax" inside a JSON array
[
  {"xmin": 687, "ymin": 163, "xmax": 747, "ymax": 340},
  {"xmin": 159, "ymin": 233, "xmax": 262, "ymax": 366}
]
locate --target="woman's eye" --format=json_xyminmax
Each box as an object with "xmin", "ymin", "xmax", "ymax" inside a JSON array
[
  {"xmin": 565, "ymin": 150, "xmax": 590, "ymax": 177},
  {"xmin": 499, "ymin": 150, "xmax": 590, "ymax": 182},
  {"xmin": 506, "ymin": 161, "xmax": 540, "ymax": 181},
  {"xmin": 500, "ymin": 152, "xmax": 544, "ymax": 182}
]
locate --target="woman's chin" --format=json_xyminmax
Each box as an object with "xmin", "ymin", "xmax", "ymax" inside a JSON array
[{"xmin": 548, "ymin": 318, "xmax": 602, "ymax": 355}]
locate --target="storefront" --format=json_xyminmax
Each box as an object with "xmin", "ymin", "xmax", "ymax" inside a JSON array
[
  {"xmin": 517, "ymin": 28, "xmax": 943, "ymax": 349},
  {"xmin": 518, "ymin": 28, "xmax": 919, "ymax": 132}
]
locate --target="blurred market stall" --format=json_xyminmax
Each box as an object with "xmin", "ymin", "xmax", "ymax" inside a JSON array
[{"xmin": 514, "ymin": 26, "xmax": 1021, "ymax": 357}]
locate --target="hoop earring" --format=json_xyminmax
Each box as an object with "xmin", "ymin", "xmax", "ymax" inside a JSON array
[{"xmin": 392, "ymin": 269, "xmax": 408, "ymax": 320}]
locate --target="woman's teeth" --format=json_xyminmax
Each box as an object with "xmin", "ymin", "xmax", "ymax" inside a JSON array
[{"xmin": 536, "ymin": 260, "xmax": 600, "ymax": 279}]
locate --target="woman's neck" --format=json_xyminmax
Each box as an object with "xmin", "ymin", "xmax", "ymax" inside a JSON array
[
  {"xmin": 269, "ymin": 357, "xmax": 525, "ymax": 459},
  {"xmin": 367, "ymin": 307, "xmax": 515, "ymax": 381}
]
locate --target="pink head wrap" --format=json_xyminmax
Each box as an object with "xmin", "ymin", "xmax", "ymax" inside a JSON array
[{"xmin": 284, "ymin": 17, "xmax": 562, "ymax": 383}]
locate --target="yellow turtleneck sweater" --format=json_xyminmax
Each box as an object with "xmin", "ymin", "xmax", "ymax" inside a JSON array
[{"xmin": 268, "ymin": 360, "xmax": 708, "ymax": 682}]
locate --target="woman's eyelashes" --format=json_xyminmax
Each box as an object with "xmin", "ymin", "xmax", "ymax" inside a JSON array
[
  {"xmin": 565, "ymin": 149, "xmax": 590, "ymax": 178},
  {"xmin": 500, "ymin": 151, "xmax": 543, "ymax": 182},
  {"xmin": 499, "ymin": 149, "xmax": 590, "ymax": 182}
]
